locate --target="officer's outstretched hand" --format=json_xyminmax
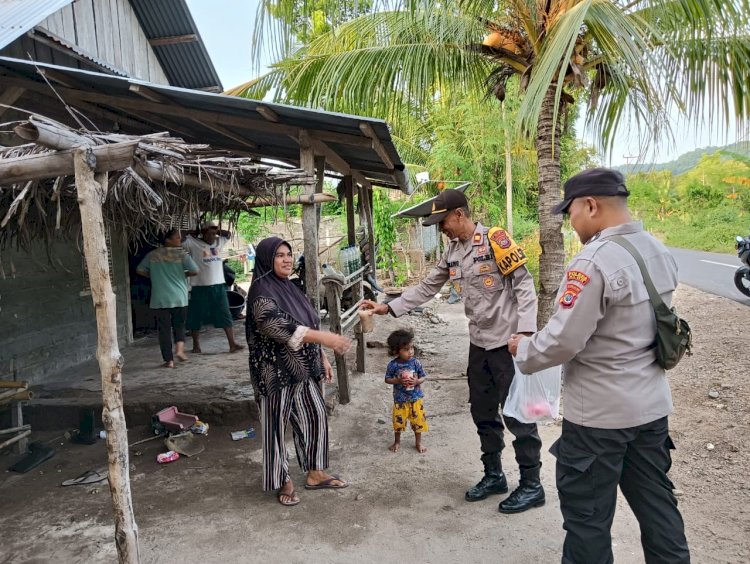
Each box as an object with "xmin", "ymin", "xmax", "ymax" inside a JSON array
[
  {"xmin": 508, "ymin": 333, "xmax": 527, "ymax": 356},
  {"xmin": 361, "ymin": 300, "xmax": 389, "ymax": 316}
]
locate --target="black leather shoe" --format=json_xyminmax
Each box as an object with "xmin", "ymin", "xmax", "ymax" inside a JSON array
[
  {"xmin": 466, "ymin": 474, "xmax": 509, "ymax": 501},
  {"xmin": 498, "ymin": 465, "xmax": 545, "ymax": 514},
  {"xmin": 465, "ymin": 453, "xmax": 508, "ymax": 502}
]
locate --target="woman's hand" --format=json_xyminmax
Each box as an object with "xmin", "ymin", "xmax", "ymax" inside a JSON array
[
  {"xmin": 325, "ymin": 333, "xmax": 352, "ymax": 355},
  {"xmin": 361, "ymin": 300, "xmax": 389, "ymax": 315},
  {"xmin": 322, "ymin": 355, "xmax": 334, "ymax": 384}
]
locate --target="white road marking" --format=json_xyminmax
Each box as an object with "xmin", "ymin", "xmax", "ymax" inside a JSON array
[{"xmin": 700, "ymin": 259, "xmax": 738, "ymax": 268}]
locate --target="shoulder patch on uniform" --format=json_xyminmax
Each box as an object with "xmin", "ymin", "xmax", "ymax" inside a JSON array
[
  {"xmin": 490, "ymin": 228, "xmax": 512, "ymax": 249},
  {"xmin": 566, "ymin": 270, "xmax": 590, "ymax": 285},
  {"xmin": 559, "ymin": 286, "xmax": 580, "ymax": 308},
  {"xmin": 488, "ymin": 227, "xmax": 528, "ymax": 276}
]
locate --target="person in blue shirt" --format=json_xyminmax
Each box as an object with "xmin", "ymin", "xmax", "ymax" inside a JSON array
[{"xmin": 384, "ymin": 328, "xmax": 428, "ymax": 453}]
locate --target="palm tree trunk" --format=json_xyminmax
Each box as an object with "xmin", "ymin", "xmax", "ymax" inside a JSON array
[{"xmin": 535, "ymin": 88, "xmax": 565, "ymax": 326}]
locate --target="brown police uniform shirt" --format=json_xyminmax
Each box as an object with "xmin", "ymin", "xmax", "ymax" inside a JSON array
[
  {"xmin": 515, "ymin": 221, "xmax": 677, "ymax": 429},
  {"xmin": 388, "ymin": 222, "xmax": 538, "ymax": 349}
]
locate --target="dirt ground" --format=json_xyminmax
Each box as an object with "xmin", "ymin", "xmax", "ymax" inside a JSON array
[{"xmin": 1, "ymin": 284, "xmax": 748, "ymax": 564}]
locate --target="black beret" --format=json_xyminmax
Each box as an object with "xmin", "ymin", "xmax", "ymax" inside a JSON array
[{"xmin": 553, "ymin": 168, "xmax": 629, "ymax": 214}]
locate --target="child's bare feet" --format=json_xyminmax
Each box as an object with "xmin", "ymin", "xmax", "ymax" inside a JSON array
[
  {"xmin": 415, "ymin": 443, "xmax": 427, "ymax": 453},
  {"xmin": 162, "ymin": 360, "xmax": 175, "ymax": 368},
  {"xmin": 175, "ymin": 352, "xmax": 189, "ymax": 362},
  {"xmin": 389, "ymin": 441, "xmax": 401, "ymax": 452}
]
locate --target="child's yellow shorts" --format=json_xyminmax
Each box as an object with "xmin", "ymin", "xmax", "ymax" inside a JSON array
[{"xmin": 392, "ymin": 399, "xmax": 428, "ymax": 433}]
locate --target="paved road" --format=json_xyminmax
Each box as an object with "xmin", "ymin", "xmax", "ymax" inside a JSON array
[{"xmin": 668, "ymin": 246, "xmax": 750, "ymax": 306}]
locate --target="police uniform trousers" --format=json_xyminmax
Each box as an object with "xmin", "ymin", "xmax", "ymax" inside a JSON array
[
  {"xmin": 551, "ymin": 417, "xmax": 690, "ymax": 564},
  {"xmin": 467, "ymin": 344, "xmax": 542, "ymax": 468}
]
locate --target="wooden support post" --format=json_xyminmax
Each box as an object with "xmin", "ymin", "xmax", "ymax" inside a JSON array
[
  {"xmin": 10, "ymin": 401, "xmax": 27, "ymax": 454},
  {"xmin": 324, "ymin": 281, "xmax": 350, "ymax": 404},
  {"xmin": 73, "ymin": 149, "xmax": 140, "ymax": 564},
  {"xmin": 299, "ymin": 131, "xmax": 320, "ymax": 310},
  {"xmin": 344, "ymin": 175, "xmax": 355, "ymax": 247},
  {"xmin": 315, "ymin": 155, "xmax": 325, "ymax": 232},
  {"xmin": 361, "ymin": 185, "xmax": 378, "ymax": 280},
  {"xmin": 354, "ymin": 274, "xmax": 366, "ymax": 374}
]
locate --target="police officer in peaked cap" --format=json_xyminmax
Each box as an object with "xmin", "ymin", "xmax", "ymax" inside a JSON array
[
  {"xmin": 509, "ymin": 168, "xmax": 690, "ymax": 563},
  {"xmin": 363, "ymin": 188, "xmax": 546, "ymax": 514}
]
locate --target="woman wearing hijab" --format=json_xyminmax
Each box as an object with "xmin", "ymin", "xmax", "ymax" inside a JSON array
[{"xmin": 246, "ymin": 237, "xmax": 352, "ymax": 506}]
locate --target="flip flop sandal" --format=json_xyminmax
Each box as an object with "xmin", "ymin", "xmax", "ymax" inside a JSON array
[
  {"xmin": 61, "ymin": 469, "xmax": 108, "ymax": 486},
  {"xmin": 277, "ymin": 489, "xmax": 300, "ymax": 506},
  {"xmin": 304, "ymin": 475, "xmax": 348, "ymax": 490}
]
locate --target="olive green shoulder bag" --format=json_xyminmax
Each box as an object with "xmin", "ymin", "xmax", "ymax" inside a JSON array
[{"xmin": 609, "ymin": 235, "xmax": 692, "ymax": 370}]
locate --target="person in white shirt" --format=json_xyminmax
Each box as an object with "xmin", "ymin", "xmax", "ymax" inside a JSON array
[{"xmin": 183, "ymin": 220, "xmax": 244, "ymax": 353}]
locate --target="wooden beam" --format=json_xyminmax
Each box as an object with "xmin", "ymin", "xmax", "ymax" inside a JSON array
[
  {"xmin": 73, "ymin": 152, "xmax": 140, "ymax": 562},
  {"xmin": 14, "ymin": 116, "xmax": 90, "ymax": 149},
  {"xmin": 300, "ymin": 129, "xmax": 320, "ymax": 310},
  {"xmin": 135, "ymin": 111, "xmax": 198, "ymax": 141},
  {"xmin": 148, "ymin": 34, "xmax": 197, "ymax": 47},
  {"xmin": 310, "ymin": 129, "xmax": 372, "ymax": 149},
  {"xmin": 344, "ymin": 175, "xmax": 355, "ymax": 246},
  {"xmin": 352, "ymin": 169, "xmax": 371, "ymax": 190},
  {"xmin": 246, "ymin": 193, "xmax": 334, "ymax": 208},
  {"xmin": 136, "ymin": 160, "xmax": 253, "ymax": 197},
  {"xmin": 0, "ymin": 86, "xmax": 25, "ymax": 117},
  {"xmin": 37, "ymin": 67, "xmax": 85, "ymax": 89},
  {"xmin": 256, "ymin": 105, "xmax": 279, "ymax": 122},
  {"xmin": 128, "ymin": 84, "xmax": 171, "ymax": 104},
  {"xmin": 361, "ymin": 185, "xmax": 377, "ymax": 279},
  {"xmin": 71, "ymin": 99, "xmax": 157, "ymax": 134},
  {"xmin": 315, "ymin": 154, "xmax": 325, "ymax": 231},
  {"xmin": 192, "ymin": 119, "xmax": 258, "ymax": 149},
  {"xmin": 324, "ymin": 280, "xmax": 350, "ymax": 404},
  {"xmin": 359, "ymin": 122, "xmax": 395, "ymax": 170},
  {"xmin": 0, "ymin": 142, "xmax": 138, "ymax": 185},
  {"xmin": 309, "ymin": 138, "xmax": 350, "ymax": 175}
]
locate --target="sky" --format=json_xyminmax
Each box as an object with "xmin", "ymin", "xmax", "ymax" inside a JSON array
[{"xmin": 187, "ymin": 0, "xmax": 745, "ymax": 167}]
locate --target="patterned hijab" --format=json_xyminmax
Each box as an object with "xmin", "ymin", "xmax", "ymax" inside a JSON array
[{"xmin": 247, "ymin": 237, "xmax": 320, "ymax": 329}]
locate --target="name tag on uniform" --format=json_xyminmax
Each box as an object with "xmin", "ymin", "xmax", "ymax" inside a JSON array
[
  {"xmin": 447, "ymin": 261, "xmax": 460, "ymax": 268},
  {"xmin": 473, "ymin": 254, "xmax": 492, "ymax": 263}
]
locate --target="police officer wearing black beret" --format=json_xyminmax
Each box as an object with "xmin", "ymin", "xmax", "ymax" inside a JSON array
[{"xmin": 509, "ymin": 168, "xmax": 690, "ymax": 563}]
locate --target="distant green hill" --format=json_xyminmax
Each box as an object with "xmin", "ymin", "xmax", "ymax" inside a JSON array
[{"xmin": 614, "ymin": 141, "xmax": 750, "ymax": 176}]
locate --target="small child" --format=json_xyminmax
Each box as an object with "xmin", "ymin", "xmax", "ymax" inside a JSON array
[{"xmin": 384, "ymin": 328, "xmax": 428, "ymax": 453}]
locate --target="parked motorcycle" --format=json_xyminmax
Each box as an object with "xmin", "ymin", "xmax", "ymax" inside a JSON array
[{"xmin": 735, "ymin": 232, "xmax": 750, "ymax": 297}]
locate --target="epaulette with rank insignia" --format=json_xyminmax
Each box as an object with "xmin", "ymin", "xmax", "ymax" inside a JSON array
[{"xmin": 487, "ymin": 227, "xmax": 528, "ymax": 276}]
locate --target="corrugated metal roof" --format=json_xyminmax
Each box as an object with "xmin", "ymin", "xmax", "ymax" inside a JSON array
[
  {"xmin": 29, "ymin": 28, "xmax": 129, "ymax": 77},
  {"xmin": 0, "ymin": 0, "xmax": 74, "ymax": 49},
  {"xmin": 0, "ymin": 56, "xmax": 411, "ymax": 193},
  {"xmin": 129, "ymin": 0, "xmax": 222, "ymax": 91}
]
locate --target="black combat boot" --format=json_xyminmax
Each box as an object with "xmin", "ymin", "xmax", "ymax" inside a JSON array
[
  {"xmin": 498, "ymin": 464, "xmax": 545, "ymax": 513},
  {"xmin": 465, "ymin": 453, "xmax": 508, "ymax": 502}
]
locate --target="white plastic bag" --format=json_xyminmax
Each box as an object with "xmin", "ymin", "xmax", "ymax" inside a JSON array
[{"xmin": 502, "ymin": 361, "xmax": 562, "ymax": 424}]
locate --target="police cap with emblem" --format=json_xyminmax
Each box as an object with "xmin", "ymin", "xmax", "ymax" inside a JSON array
[
  {"xmin": 422, "ymin": 189, "xmax": 469, "ymax": 226},
  {"xmin": 553, "ymin": 168, "xmax": 630, "ymax": 215}
]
